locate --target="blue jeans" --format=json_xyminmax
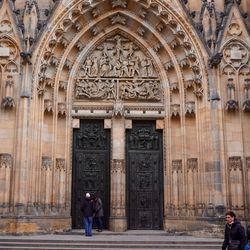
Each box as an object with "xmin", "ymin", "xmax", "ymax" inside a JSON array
[{"xmin": 83, "ymin": 216, "xmax": 93, "ymax": 236}]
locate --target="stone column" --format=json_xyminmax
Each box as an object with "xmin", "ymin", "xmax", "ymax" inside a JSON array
[
  {"xmin": 13, "ymin": 52, "xmax": 32, "ymax": 218},
  {"xmin": 207, "ymin": 53, "xmax": 225, "ymax": 214},
  {"xmin": 109, "ymin": 116, "xmax": 127, "ymax": 231}
]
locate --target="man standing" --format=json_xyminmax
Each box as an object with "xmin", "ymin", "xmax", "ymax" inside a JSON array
[{"xmin": 81, "ymin": 193, "xmax": 95, "ymax": 237}]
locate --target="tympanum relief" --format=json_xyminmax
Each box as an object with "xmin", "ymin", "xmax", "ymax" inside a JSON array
[{"xmin": 75, "ymin": 35, "xmax": 161, "ymax": 102}]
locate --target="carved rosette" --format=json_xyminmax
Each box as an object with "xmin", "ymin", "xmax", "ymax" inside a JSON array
[
  {"xmin": 42, "ymin": 156, "xmax": 52, "ymax": 171},
  {"xmin": 187, "ymin": 158, "xmax": 198, "ymax": 172},
  {"xmin": 172, "ymin": 160, "xmax": 182, "ymax": 173},
  {"xmin": 228, "ymin": 157, "xmax": 242, "ymax": 171},
  {"xmin": 56, "ymin": 158, "xmax": 66, "ymax": 172},
  {"xmin": 0, "ymin": 153, "xmax": 12, "ymax": 168}
]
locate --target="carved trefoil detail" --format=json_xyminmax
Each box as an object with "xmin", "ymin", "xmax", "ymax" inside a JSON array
[
  {"xmin": 0, "ymin": 154, "xmax": 12, "ymax": 168},
  {"xmin": 42, "ymin": 156, "xmax": 52, "ymax": 171},
  {"xmin": 56, "ymin": 158, "xmax": 66, "ymax": 172},
  {"xmin": 228, "ymin": 157, "xmax": 242, "ymax": 171},
  {"xmin": 187, "ymin": 158, "xmax": 198, "ymax": 172},
  {"xmin": 172, "ymin": 160, "xmax": 182, "ymax": 173}
]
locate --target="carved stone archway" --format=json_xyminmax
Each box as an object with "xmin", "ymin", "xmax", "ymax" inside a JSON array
[{"xmin": 29, "ymin": 0, "xmax": 212, "ymax": 232}]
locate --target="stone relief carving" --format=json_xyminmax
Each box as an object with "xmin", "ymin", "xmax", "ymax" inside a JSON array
[
  {"xmin": 187, "ymin": 158, "xmax": 198, "ymax": 172},
  {"xmin": 172, "ymin": 160, "xmax": 182, "ymax": 173},
  {"xmin": 185, "ymin": 101, "xmax": 195, "ymax": 116},
  {"xmin": 225, "ymin": 78, "xmax": 238, "ymax": 112},
  {"xmin": 243, "ymin": 79, "xmax": 250, "ymax": 112},
  {"xmin": 170, "ymin": 104, "xmax": 180, "ymax": 117},
  {"xmin": 75, "ymin": 34, "xmax": 161, "ymax": 102},
  {"xmin": 228, "ymin": 23, "xmax": 242, "ymax": 36},
  {"xmin": 0, "ymin": 154, "xmax": 12, "ymax": 168},
  {"xmin": 246, "ymin": 157, "xmax": 250, "ymax": 171},
  {"xmin": 56, "ymin": 158, "xmax": 66, "ymax": 172},
  {"xmin": 228, "ymin": 156, "xmax": 242, "ymax": 171},
  {"xmin": 223, "ymin": 42, "xmax": 249, "ymax": 68},
  {"xmin": 42, "ymin": 156, "xmax": 52, "ymax": 171},
  {"xmin": 0, "ymin": 39, "xmax": 18, "ymax": 65},
  {"xmin": 0, "ymin": 20, "xmax": 13, "ymax": 34}
]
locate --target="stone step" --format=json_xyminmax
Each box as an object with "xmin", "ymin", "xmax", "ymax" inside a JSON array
[{"xmin": 0, "ymin": 239, "xmax": 222, "ymax": 250}]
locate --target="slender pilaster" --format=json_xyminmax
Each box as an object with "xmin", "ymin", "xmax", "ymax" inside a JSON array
[{"xmin": 109, "ymin": 116, "xmax": 127, "ymax": 231}]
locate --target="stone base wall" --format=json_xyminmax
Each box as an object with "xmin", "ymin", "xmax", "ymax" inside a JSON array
[
  {"xmin": 164, "ymin": 218, "xmax": 225, "ymax": 238},
  {"xmin": 0, "ymin": 217, "xmax": 71, "ymax": 235}
]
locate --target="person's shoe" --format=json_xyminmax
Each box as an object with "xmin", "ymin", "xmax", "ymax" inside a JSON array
[{"xmin": 97, "ymin": 229, "xmax": 102, "ymax": 232}]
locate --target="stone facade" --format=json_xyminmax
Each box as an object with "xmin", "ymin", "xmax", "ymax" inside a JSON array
[{"xmin": 0, "ymin": 0, "xmax": 249, "ymax": 235}]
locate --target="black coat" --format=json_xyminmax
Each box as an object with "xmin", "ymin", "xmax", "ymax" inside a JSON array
[
  {"xmin": 222, "ymin": 220, "xmax": 246, "ymax": 250},
  {"xmin": 80, "ymin": 198, "xmax": 95, "ymax": 217}
]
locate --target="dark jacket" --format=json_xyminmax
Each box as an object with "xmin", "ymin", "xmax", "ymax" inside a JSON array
[
  {"xmin": 80, "ymin": 197, "xmax": 95, "ymax": 217},
  {"xmin": 222, "ymin": 220, "xmax": 246, "ymax": 250},
  {"xmin": 94, "ymin": 197, "xmax": 103, "ymax": 217}
]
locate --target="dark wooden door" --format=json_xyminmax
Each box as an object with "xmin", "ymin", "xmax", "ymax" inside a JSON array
[
  {"xmin": 72, "ymin": 119, "xmax": 110, "ymax": 229},
  {"xmin": 126, "ymin": 120, "xmax": 163, "ymax": 229}
]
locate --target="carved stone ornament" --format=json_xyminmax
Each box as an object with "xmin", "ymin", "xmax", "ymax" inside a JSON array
[
  {"xmin": 243, "ymin": 100, "xmax": 250, "ymax": 112},
  {"xmin": 58, "ymin": 102, "xmax": 66, "ymax": 116},
  {"xmin": 228, "ymin": 23, "xmax": 242, "ymax": 36},
  {"xmin": 185, "ymin": 101, "xmax": 195, "ymax": 116},
  {"xmin": 225, "ymin": 99, "xmax": 238, "ymax": 112},
  {"xmin": 170, "ymin": 104, "xmax": 180, "ymax": 117},
  {"xmin": 187, "ymin": 158, "xmax": 198, "ymax": 172},
  {"xmin": 0, "ymin": 153, "xmax": 12, "ymax": 168},
  {"xmin": 172, "ymin": 160, "xmax": 182, "ymax": 173},
  {"xmin": 2, "ymin": 96, "xmax": 15, "ymax": 109},
  {"xmin": 223, "ymin": 42, "xmax": 249, "ymax": 68},
  {"xmin": 42, "ymin": 156, "xmax": 52, "ymax": 171},
  {"xmin": 111, "ymin": 159, "xmax": 125, "ymax": 174},
  {"xmin": 246, "ymin": 157, "xmax": 250, "ymax": 171},
  {"xmin": 228, "ymin": 156, "xmax": 242, "ymax": 171},
  {"xmin": 0, "ymin": 39, "xmax": 18, "ymax": 65},
  {"xmin": 56, "ymin": 158, "xmax": 66, "ymax": 171},
  {"xmin": 75, "ymin": 34, "xmax": 161, "ymax": 102},
  {"xmin": 208, "ymin": 53, "xmax": 223, "ymax": 68},
  {"xmin": 44, "ymin": 99, "xmax": 53, "ymax": 113},
  {"xmin": 0, "ymin": 20, "xmax": 13, "ymax": 34}
]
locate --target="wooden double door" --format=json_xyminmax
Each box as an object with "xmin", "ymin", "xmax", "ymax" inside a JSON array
[{"xmin": 72, "ymin": 119, "xmax": 163, "ymax": 230}]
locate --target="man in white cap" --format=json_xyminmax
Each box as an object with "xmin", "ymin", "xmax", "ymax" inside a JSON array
[{"xmin": 80, "ymin": 192, "xmax": 95, "ymax": 236}]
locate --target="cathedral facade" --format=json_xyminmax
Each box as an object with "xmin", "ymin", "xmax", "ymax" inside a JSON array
[{"xmin": 0, "ymin": 0, "xmax": 250, "ymax": 235}]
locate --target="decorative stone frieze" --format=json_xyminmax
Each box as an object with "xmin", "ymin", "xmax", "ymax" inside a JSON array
[
  {"xmin": 42, "ymin": 156, "xmax": 52, "ymax": 171},
  {"xmin": 228, "ymin": 156, "xmax": 242, "ymax": 171},
  {"xmin": 187, "ymin": 158, "xmax": 198, "ymax": 172},
  {"xmin": 172, "ymin": 160, "xmax": 182, "ymax": 173},
  {"xmin": 56, "ymin": 158, "xmax": 66, "ymax": 172},
  {"xmin": 0, "ymin": 153, "xmax": 12, "ymax": 168}
]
